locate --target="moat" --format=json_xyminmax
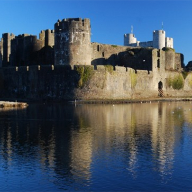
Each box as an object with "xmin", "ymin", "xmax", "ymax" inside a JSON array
[{"xmin": 0, "ymin": 102, "xmax": 192, "ymax": 191}]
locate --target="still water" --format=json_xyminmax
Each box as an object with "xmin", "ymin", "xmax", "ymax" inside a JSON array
[{"xmin": 0, "ymin": 101, "xmax": 192, "ymax": 191}]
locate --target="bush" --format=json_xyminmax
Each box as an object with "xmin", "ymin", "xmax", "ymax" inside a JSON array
[
  {"xmin": 167, "ymin": 74, "xmax": 184, "ymax": 90},
  {"xmin": 75, "ymin": 66, "xmax": 93, "ymax": 88},
  {"xmin": 104, "ymin": 65, "xmax": 114, "ymax": 74},
  {"xmin": 130, "ymin": 70, "xmax": 137, "ymax": 89},
  {"xmin": 172, "ymin": 74, "xmax": 184, "ymax": 90},
  {"xmin": 166, "ymin": 77, "xmax": 172, "ymax": 88}
]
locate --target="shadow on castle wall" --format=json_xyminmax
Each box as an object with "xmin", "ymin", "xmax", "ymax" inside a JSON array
[
  {"xmin": 91, "ymin": 49, "xmax": 152, "ymax": 72},
  {"xmin": 30, "ymin": 46, "xmax": 54, "ymax": 66},
  {"xmin": 0, "ymin": 65, "xmax": 81, "ymax": 102},
  {"xmin": 10, "ymin": 45, "xmax": 54, "ymax": 66}
]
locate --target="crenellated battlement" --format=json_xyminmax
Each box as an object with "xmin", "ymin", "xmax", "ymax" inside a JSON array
[
  {"xmin": 0, "ymin": 17, "xmax": 181, "ymax": 71},
  {"xmin": 54, "ymin": 18, "xmax": 91, "ymax": 66},
  {"xmin": 54, "ymin": 18, "xmax": 90, "ymax": 33},
  {"xmin": 7, "ymin": 64, "xmax": 152, "ymax": 77},
  {"xmin": 0, "ymin": 17, "xmax": 189, "ymax": 102},
  {"xmin": 124, "ymin": 29, "xmax": 173, "ymax": 49},
  {"xmin": 3, "ymin": 63, "xmax": 191, "ymax": 101},
  {"xmin": 39, "ymin": 29, "xmax": 54, "ymax": 47}
]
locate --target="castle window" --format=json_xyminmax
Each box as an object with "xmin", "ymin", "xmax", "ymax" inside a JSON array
[
  {"xmin": 102, "ymin": 52, "xmax": 104, "ymax": 57},
  {"xmin": 158, "ymin": 81, "xmax": 163, "ymax": 97},
  {"xmin": 157, "ymin": 59, "xmax": 160, "ymax": 68},
  {"xmin": 97, "ymin": 45, "xmax": 100, "ymax": 52},
  {"xmin": 157, "ymin": 50, "xmax": 160, "ymax": 57}
]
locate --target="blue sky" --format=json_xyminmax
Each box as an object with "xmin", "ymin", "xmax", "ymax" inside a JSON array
[{"xmin": 0, "ymin": 0, "xmax": 191, "ymax": 64}]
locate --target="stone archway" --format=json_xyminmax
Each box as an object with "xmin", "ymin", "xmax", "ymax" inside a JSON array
[{"xmin": 158, "ymin": 81, "xmax": 163, "ymax": 97}]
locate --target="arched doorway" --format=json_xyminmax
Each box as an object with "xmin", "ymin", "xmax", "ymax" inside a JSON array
[{"xmin": 158, "ymin": 81, "xmax": 163, "ymax": 97}]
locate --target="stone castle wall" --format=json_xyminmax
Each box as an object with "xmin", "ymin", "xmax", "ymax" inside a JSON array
[
  {"xmin": 0, "ymin": 17, "xmax": 189, "ymax": 101},
  {"xmin": 91, "ymin": 44, "xmax": 183, "ymax": 72},
  {"xmin": 0, "ymin": 65, "xmax": 191, "ymax": 101},
  {"xmin": 0, "ymin": 30, "xmax": 55, "ymax": 67},
  {"xmin": 10, "ymin": 34, "xmax": 44, "ymax": 66},
  {"xmin": 91, "ymin": 43, "xmax": 128, "ymax": 66},
  {"xmin": 39, "ymin": 29, "xmax": 54, "ymax": 47},
  {"xmin": 54, "ymin": 18, "xmax": 91, "ymax": 66},
  {"xmin": 0, "ymin": 18, "xmax": 184, "ymax": 72},
  {"xmin": 0, "ymin": 40, "xmax": 2, "ymax": 67},
  {"xmin": 124, "ymin": 30, "xmax": 173, "ymax": 49},
  {"xmin": 2, "ymin": 33, "xmax": 15, "ymax": 66}
]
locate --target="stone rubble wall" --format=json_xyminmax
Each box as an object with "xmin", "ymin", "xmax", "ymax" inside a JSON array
[{"xmin": 0, "ymin": 65, "xmax": 191, "ymax": 101}]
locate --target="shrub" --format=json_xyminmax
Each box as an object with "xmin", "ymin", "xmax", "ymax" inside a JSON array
[
  {"xmin": 172, "ymin": 74, "xmax": 184, "ymax": 90},
  {"xmin": 130, "ymin": 70, "xmax": 137, "ymax": 89},
  {"xmin": 104, "ymin": 65, "xmax": 114, "ymax": 74},
  {"xmin": 166, "ymin": 76, "xmax": 172, "ymax": 88},
  {"xmin": 75, "ymin": 66, "xmax": 93, "ymax": 88},
  {"xmin": 167, "ymin": 74, "xmax": 184, "ymax": 90}
]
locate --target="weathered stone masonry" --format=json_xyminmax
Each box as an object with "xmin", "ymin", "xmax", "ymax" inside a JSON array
[
  {"xmin": 0, "ymin": 17, "xmax": 191, "ymax": 101},
  {"xmin": 54, "ymin": 18, "xmax": 91, "ymax": 66},
  {"xmin": 0, "ymin": 65, "xmax": 191, "ymax": 101}
]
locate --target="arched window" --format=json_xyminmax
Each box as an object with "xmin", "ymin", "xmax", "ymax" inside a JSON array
[{"xmin": 158, "ymin": 81, "xmax": 163, "ymax": 90}]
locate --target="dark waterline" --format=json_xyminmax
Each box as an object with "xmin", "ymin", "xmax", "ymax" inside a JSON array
[{"xmin": 0, "ymin": 102, "xmax": 192, "ymax": 191}]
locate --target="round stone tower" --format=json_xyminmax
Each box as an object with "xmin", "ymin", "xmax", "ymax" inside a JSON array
[
  {"xmin": 124, "ymin": 33, "xmax": 137, "ymax": 46},
  {"xmin": 54, "ymin": 18, "xmax": 91, "ymax": 66},
  {"xmin": 153, "ymin": 30, "xmax": 165, "ymax": 49}
]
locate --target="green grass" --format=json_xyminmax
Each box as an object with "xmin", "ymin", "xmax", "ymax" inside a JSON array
[
  {"xmin": 75, "ymin": 66, "xmax": 94, "ymax": 88},
  {"xmin": 104, "ymin": 65, "xmax": 114, "ymax": 74},
  {"xmin": 167, "ymin": 74, "xmax": 184, "ymax": 90}
]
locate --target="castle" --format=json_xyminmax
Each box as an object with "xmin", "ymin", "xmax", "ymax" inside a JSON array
[
  {"xmin": 0, "ymin": 30, "xmax": 54, "ymax": 67},
  {"xmin": 0, "ymin": 18, "xmax": 191, "ymax": 101},
  {"xmin": 0, "ymin": 18, "xmax": 179, "ymax": 69},
  {"xmin": 124, "ymin": 29, "xmax": 173, "ymax": 49}
]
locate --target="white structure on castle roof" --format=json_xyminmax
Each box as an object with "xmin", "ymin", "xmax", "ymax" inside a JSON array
[{"xmin": 124, "ymin": 28, "xmax": 173, "ymax": 49}]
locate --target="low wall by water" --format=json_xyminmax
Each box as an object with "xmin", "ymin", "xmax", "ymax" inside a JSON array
[{"xmin": 0, "ymin": 65, "xmax": 191, "ymax": 101}]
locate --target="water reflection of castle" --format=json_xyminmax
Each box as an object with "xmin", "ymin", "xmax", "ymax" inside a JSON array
[
  {"xmin": 73, "ymin": 102, "xmax": 186, "ymax": 178},
  {"xmin": 0, "ymin": 102, "xmax": 191, "ymax": 184}
]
